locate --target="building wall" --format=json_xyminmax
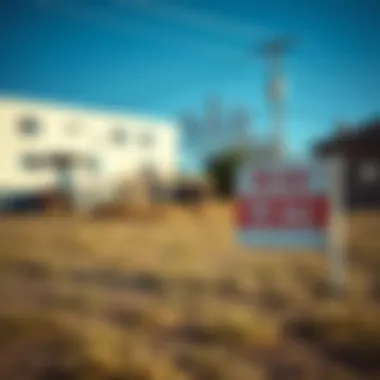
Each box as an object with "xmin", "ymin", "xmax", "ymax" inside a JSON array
[
  {"xmin": 0, "ymin": 96, "xmax": 179, "ymax": 204},
  {"xmin": 345, "ymin": 157, "xmax": 380, "ymax": 210}
]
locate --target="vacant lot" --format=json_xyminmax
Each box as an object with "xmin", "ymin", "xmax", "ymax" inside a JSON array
[{"xmin": 0, "ymin": 204, "xmax": 379, "ymax": 380}]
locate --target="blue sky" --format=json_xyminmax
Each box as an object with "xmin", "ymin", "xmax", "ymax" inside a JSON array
[{"xmin": 1, "ymin": 0, "xmax": 379, "ymax": 171}]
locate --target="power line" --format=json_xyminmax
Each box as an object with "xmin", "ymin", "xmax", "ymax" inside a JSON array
[
  {"xmin": 116, "ymin": 0, "xmax": 270, "ymax": 41},
  {"xmin": 35, "ymin": 0, "xmax": 256, "ymax": 108},
  {"xmin": 35, "ymin": 0, "xmax": 264, "ymax": 57}
]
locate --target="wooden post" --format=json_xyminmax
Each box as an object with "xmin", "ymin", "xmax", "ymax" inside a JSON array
[{"xmin": 327, "ymin": 155, "xmax": 348, "ymax": 296}]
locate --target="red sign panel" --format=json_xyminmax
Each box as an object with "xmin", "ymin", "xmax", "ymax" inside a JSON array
[
  {"xmin": 236, "ymin": 163, "xmax": 329, "ymax": 232},
  {"xmin": 235, "ymin": 195, "xmax": 329, "ymax": 230}
]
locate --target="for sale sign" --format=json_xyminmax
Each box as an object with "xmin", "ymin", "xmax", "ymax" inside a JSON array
[{"xmin": 235, "ymin": 161, "xmax": 330, "ymax": 249}]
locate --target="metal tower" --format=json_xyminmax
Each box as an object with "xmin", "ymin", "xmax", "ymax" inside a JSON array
[{"xmin": 258, "ymin": 37, "xmax": 295, "ymax": 161}]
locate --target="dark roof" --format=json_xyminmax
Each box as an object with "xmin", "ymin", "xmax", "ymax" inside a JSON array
[{"xmin": 314, "ymin": 119, "xmax": 380, "ymax": 157}]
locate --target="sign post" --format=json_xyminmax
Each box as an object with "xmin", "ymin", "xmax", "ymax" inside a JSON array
[{"xmin": 327, "ymin": 156, "xmax": 347, "ymax": 295}]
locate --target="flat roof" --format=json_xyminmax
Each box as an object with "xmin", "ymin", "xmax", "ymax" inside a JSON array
[
  {"xmin": 314, "ymin": 120, "xmax": 380, "ymax": 157},
  {"xmin": 0, "ymin": 93, "xmax": 177, "ymax": 128}
]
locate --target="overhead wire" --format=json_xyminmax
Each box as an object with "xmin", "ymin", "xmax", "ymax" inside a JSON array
[
  {"xmin": 34, "ymin": 0, "xmax": 264, "ymax": 154},
  {"xmin": 114, "ymin": 0, "xmax": 270, "ymax": 41},
  {"xmin": 34, "ymin": 0, "xmax": 262, "ymax": 109}
]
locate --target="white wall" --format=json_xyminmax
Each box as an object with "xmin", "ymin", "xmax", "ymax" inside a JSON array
[{"xmin": 0, "ymin": 96, "xmax": 179, "ymax": 203}]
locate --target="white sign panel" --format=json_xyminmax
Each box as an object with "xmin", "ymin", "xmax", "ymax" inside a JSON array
[{"xmin": 235, "ymin": 160, "xmax": 330, "ymax": 249}]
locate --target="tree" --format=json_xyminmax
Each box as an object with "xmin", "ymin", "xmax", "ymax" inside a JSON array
[{"xmin": 206, "ymin": 146, "xmax": 250, "ymax": 198}]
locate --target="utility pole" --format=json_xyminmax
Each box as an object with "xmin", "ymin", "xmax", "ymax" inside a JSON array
[{"xmin": 258, "ymin": 37, "xmax": 295, "ymax": 161}]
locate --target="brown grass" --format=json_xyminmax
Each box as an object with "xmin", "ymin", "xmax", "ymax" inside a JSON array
[{"xmin": 0, "ymin": 204, "xmax": 379, "ymax": 379}]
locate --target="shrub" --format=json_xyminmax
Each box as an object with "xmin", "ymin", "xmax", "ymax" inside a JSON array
[
  {"xmin": 0, "ymin": 312, "xmax": 81, "ymax": 379},
  {"xmin": 286, "ymin": 305, "xmax": 380, "ymax": 371},
  {"xmin": 178, "ymin": 310, "xmax": 279, "ymax": 348},
  {"xmin": 177, "ymin": 347, "xmax": 264, "ymax": 380}
]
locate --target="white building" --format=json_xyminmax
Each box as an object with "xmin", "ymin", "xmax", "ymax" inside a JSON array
[{"xmin": 0, "ymin": 95, "xmax": 179, "ymax": 208}]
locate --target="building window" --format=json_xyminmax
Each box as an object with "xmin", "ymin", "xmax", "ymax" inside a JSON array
[
  {"xmin": 140, "ymin": 132, "xmax": 154, "ymax": 147},
  {"xmin": 359, "ymin": 162, "xmax": 379, "ymax": 184},
  {"xmin": 87, "ymin": 156, "xmax": 99, "ymax": 172},
  {"xmin": 66, "ymin": 120, "xmax": 82, "ymax": 136},
  {"xmin": 111, "ymin": 127, "xmax": 128, "ymax": 145},
  {"xmin": 20, "ymin": 154, "xmax": 44, "ymax": 171},
  {"xmin": 18, "ymin": 115, "xmax": 41, "ymax": 136}
]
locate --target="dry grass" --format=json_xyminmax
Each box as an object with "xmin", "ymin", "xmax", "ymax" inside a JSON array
[{"xmin": 0, "ymin": 203, "xmax": 379, "ymax": 379}]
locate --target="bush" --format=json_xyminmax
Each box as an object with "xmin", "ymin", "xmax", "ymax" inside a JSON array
[
  {"xmin": 0, "ymin": 312, "xmax": 81, "ymax": 379},
  {"xmin": 176, "ymin": 347, "xmax": 264, "ymax": 380},
  {"xmin": 0, "ymin": 313, "xmax": 185, "ymax": 380},
  {"xmin": 286, "ymin": 306, "xmax": 380, "ymax": 371},
  {"xmin": 206, "ymin": 148, "xmax": 249, "ymax": 199},
  {"xmin": 178, "ymin": 311, "xmax": 279, "ymax": 348}
]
